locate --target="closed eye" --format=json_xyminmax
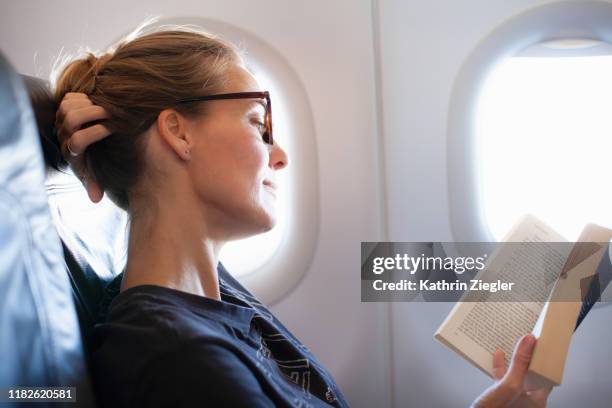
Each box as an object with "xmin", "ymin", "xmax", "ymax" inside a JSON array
[{"xmin": 251, "ymin": 119, "xmax": 267, "ymax": 136}]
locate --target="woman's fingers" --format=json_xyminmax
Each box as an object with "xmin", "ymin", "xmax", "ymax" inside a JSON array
[
  {"xmin": 60, "ymin": 123, "xmax": 112, "ymax": 158},
  {"xmin": 492, "ymin": 349, "xmax": 507, "ymax": 380},
  {"xmin": 63, "ymin": 92, "xmax": 89, "ymax": 99},
  {"xmin": 86, "ymin": 181, "xmax": 105, "ymax": 203},
  {"xmin": 505, "ymin": 334, "xmax": 536, "ymax": 385},
  {"xmin": 470, "ymin": 335, "xmax": 539, "ymax": 408},
  {"xmin": 56, "ymin": 98, "xmax": 93, "ymax": 123},
  {"xmin": 55, "ymin": 92, "xmax": 92, "ymax": 124},
  {"xmin": 54, "ymin": 92, "xmax": 111, "ymax": 203},
  {"xmin": 61, "ymin": 105, "xmax": 110, "ymax": 136},
  {"xmin": 525, "ymin": 387, "xmax": 553, "ymax": 408},
  {"xmin": 55, "ymin": 98, "xmax": 92, "ymax": 132},
  {"xmin": 66, "ymin": 151, "xmax": 106, "ymax": 203},
  {"xmin": 55, "ymin": 96, "xmax": 111, "ymax": 161}
]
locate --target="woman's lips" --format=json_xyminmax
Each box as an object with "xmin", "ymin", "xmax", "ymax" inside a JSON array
[
  {"xmin": 263, "ymin": 179, "xmax": 277, "ymax": 189},
  {"xmin": 263, "ymin": 180, "xmax": 277, "ymax": 198}
]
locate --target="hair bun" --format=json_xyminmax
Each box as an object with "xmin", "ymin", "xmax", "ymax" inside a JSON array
[
  {"xmin": 89, "ymin": 53, "xmax": 112, "ymax": 77},
  {"xmin": 85, "ymin": 52, "xmax": 112, "ymax": 88},
  {"xmin": 54, "ymin": 52, "xmax": 113, "ymax": 98}
]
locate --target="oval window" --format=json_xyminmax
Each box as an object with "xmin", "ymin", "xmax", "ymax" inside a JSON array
[
  {"xmin": 448, "ymin": 1, "xmax": 612, "ymax": 243},
  {"xmin": 477, "ymin": 39, "xmax": 612, "ymax": 240}
]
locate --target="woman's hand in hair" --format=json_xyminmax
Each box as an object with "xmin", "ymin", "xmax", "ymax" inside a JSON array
[
  {"xmin": 55, "ymin": 92, "xmax": 111, "ymax": 203},
  {"xmin": 471, "ymin": 334, "xmax": 553, "ymax": 408}
]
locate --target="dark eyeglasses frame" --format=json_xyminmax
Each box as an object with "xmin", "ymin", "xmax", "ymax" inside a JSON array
[{"xmin": 175, "ymin": 91, "xmax": 273, "ymax": 145}]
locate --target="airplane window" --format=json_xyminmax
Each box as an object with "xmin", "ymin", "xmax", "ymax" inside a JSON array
[{"xmin": 476, "ymin": 39, "xmax": 612, "ymax": 241}]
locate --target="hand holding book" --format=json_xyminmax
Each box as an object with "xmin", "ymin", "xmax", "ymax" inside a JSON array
[
  {"xmin": 435, "ymin": 214, "xmax": 612, "ymax": 388},
  {"xmin": 472, "ymin": 334, "xmax": 553, "ymax": 408}
]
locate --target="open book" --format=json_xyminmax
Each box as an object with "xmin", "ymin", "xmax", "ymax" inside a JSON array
[{"xmin": 434, "ymin": 214, "xmax": 612, "ymax": 388}]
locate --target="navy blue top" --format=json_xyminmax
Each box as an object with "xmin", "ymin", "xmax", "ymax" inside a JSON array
[{"xmin": 91, "ymin": 265, "xmax": 349, "ymax": 408}]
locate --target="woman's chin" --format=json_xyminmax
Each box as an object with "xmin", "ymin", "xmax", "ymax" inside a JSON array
[
  {"xmin": 259, "ymin": 211, "xmax": 277, "ymax": 232},
  {"xmin": 240, "ymin": 208, "xmax": 277, "ymax": 237},
  {"xmin": 257, "ymin": 197, "xmax": 278, "ymax": 229}
]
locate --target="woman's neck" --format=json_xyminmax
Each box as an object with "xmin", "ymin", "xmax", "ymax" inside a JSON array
[{"xmin": 122, "ymin": 204, "xmax": 222, "ymax": 301}]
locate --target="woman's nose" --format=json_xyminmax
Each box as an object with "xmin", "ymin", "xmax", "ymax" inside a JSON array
[{"xmin": 270, "ymin": 142, "xmax": 288, "ymax": 170}]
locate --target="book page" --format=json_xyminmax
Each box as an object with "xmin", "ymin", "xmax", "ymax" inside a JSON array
[{"xmin": 434, "ymin": 214, "xmax": 569, "ymax": 376}]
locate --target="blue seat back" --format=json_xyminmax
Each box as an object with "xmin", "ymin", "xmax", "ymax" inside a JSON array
[{"xmin": 0, "ymin": 52, "xmax": 95, "ymax": 407}]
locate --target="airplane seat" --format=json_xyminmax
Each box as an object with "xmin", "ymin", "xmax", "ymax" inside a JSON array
[{"xmin": 0, "ymin": 52, "xmax": 96, "ymax": 407}]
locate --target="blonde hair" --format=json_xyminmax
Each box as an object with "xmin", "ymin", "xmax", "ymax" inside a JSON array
[{"xmin": 53, "ymin": 25, "xmax": 243, "ymax": 211}]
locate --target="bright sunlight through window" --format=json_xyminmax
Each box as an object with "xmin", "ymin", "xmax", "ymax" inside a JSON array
[
  {"xmin": 478, "ymin": 41, "xmax": 612, "ymax": 241},
  {"xmin": 218, "ymin": 71, "xmax": 291, "ymax": 277}
]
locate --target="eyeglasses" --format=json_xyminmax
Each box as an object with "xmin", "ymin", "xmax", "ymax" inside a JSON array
[{"xmin": 175, "ymin": 91, "xmax": 273, "ymax": 145}]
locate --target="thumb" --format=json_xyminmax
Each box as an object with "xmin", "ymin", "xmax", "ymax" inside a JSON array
[
  {"xmin": 504, "ymin": 334, "xmax": 537, "ymax": 385},
  {"xmin": 85, "ymin": 179, "xmax": 105, "ymax": 203}
]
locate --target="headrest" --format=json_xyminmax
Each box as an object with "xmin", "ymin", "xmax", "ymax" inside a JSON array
[
  {"xmin": 0, "ymin": 52, "xmax": 89, "ymax": 395},
  {"xmin": 21, "ymin": 75, "xmax": 65, "ymax": 171}
]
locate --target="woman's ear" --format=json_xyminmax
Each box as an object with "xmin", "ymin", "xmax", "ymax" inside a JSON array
[{"xmin": 156, "ymin": 109, "xmax": 192, "ymax": 161}]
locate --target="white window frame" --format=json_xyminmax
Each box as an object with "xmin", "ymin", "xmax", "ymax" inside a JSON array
[{"xmin": 447, "ymin": 0, "xmax": 612, "ymax": 242}]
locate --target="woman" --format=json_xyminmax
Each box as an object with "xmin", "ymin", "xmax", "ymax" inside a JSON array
[{"xmin": 52, "ymin": 25, "xmax": 551, "ymax": 407}]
